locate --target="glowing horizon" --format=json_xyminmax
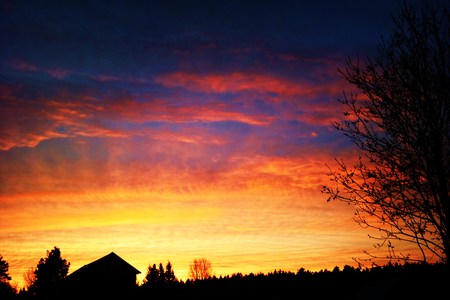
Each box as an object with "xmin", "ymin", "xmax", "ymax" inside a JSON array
[{"xmin": 2, "ymin": 187, "xmax": 376, "ymax": 288}]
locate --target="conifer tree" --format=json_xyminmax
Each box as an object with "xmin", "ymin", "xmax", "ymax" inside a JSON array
[
  {"xmin": 0, "ymin": 255, "xmax": 11, "ymax": 282},
  {"xmin": 143, "ymin": 264, "xmax": 159, "ymax": 286},
  {"xmin": 165, "ymin": 261, "xmax": 176, "ymax": 283}
]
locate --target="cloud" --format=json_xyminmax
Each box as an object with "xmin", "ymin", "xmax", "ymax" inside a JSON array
[
  {"xmin": 105, "ymin": 97, "xmax": 274, "ymax": 125},
  {"xmin": 0, "ymin": 127, "xmax": 346, "ymax": 199},
  {"xmin": 1, "ymin": 62, "xmax": 354, "ymax": 202},
  {"xmin": 3, "ymin": 57, "xmax": 353, "ymax": 151},
  {"xmin": 8, "ymin": 60, "xmax": 38, "ymax": 72},
  {"xmin": 155, "ymin": 71, "xmax": 318, "ymax": 96},
  {"xmin": 0, "ymin": 83, "xmax": 276, "ymax": 151},
  {"xmin": 8, "ymin": 59, "xmax": 71, "ymax": 79},
  {"xmin": 87, "ymin": 74, "xmax": 121, "ymax": 82},
  {"xmin": 153, "ymin": 70, "xmax": 352, "ymax": 127},
  {"xmin": 0, "ymin": 65, "xmax": 351, "ymax": 158},
  {"xmin": 0, "ymin": 88, "xmax": 126, "ymax": 151},
  {"xmin": 47, "ymin": 68, "xmax": 71, "ymax": 79},
  {"xmin": 7, "ymin": 59, "xmax": 148, "ymax": 83}
]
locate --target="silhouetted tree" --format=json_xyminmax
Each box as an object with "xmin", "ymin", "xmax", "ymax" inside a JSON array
[
  {"xmin": 0, "ymin": 281, "xmax": 16, "ymax": 300},
  {"xmin": 142, "ymin": 261, "xmax": 177, "ymax": 287},
  {"xmin": 188, "ymin": 258, "xmax": 212, "ymax": 280},
  {"xmin": 23, "ymin": 267, "xmax": 36, "ymax": 291},
  {"xmin": 164, "ymin": 261, "xmax": 176, "ymax": 283},
  {"xmin": 0, "ymin": 255, "xmax": 11, "ymax": 282},
  {"xmin": 322, "ymin": 1, "xmax": 449, "ymax": 266},
  {"xmin": 0, "ymin": 255, "xmax": 16, "ymax": 300},
  {"xmin": 29, "ymin": 246, "xmax": 70, "ymax": 296},
  {"xmin": 143, "ymin": 263, "xmax": 159, "ymax": 286},
  {"xmin": 157, "ymin": 263, "xmax": 165, "ymax": 284}
]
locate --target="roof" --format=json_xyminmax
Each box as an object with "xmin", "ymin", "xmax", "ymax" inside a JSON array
[{"xmin": 68, "ymin": 252, "xmax": 141, "ymax": 279}]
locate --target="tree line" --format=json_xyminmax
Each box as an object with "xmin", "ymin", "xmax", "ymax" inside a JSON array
[
  {"xmin": 1, "ymin": 247, "xmax": 447, "ymax": 300},
  {"xmin": 142, "ymin": 257, "xmax": 212, "ymax": 285}
]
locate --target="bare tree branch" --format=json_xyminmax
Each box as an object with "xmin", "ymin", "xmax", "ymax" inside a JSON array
[{"xmin": 322, "ymin": 1, "xmax": 450, "ymax": 267}]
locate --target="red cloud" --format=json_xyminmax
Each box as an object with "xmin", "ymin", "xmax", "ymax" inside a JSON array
[
  {"xmin": 105, "ymin": 97, "xmax": 273, "ymax": 126},
  {"xmin": 88, "ymin": 74, "xmax": 122, "ymax": 82},
  {"xmin": 155, "ymin": 72, "xmax": 317, "ymax": 96},
  {"xmin": 0, "ymin": 87, "xmax": 126, "ymax": 151},
  {"xmin": 1, "ymin": 66, "xmax": 354, "ymax": 151},
  {"xmin": 0, "ymin": 83, "xmax": 273, "ymax": 151}
]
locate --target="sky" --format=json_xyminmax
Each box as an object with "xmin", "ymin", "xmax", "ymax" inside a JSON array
[{"xmin": 0, "ymin": 0, "xmax": 427, "ymax": 287}]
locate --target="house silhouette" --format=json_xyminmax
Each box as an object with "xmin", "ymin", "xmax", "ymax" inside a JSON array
[{"xmin": 65, "ymin": 252, "xmax": 140, "ymax": 298}]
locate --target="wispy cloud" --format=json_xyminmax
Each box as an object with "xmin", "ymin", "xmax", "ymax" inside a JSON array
[
  {"xmin": 155, "ymin": 71, "xmax": 329, "ymax": 97},
  {"xmin": 8, "ymin": 60, "xmax": 39, "ymax": 72},
  {"xmin": 0, "ymin": 88, "xmax": 126, "ymax": 150},
  {"xmin": 9, "ymin": 59, "xmax": 71, "ymax": 79}
]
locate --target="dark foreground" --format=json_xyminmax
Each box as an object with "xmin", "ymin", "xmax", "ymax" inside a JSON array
[{"xmin": 2, "ymin": 262, "xmax": 448, "ymax": 300}]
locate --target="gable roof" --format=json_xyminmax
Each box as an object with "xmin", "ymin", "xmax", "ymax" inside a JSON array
[{"xmin": 68, "ymin": 252, "xmax": 141, "ymax": 279}]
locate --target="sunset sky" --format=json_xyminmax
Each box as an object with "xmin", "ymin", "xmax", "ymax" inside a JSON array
[{"xmin": 0, "ymin": 0, "xmax": 424, "ymax": 287}]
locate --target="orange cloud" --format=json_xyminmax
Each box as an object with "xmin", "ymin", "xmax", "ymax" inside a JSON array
[{"xmin": 0, "ymin": 93, "xmax": 126, "ymax": 151}]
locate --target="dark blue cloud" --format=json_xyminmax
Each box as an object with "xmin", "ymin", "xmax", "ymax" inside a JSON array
[{"xmin": 1, "ymin": 0, "xmax": 402, "ymax": 75}]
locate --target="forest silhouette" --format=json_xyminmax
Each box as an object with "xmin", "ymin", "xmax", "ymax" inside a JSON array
[{"xmin": 0, "ymin": 248, "xmax": 448, "ymax": 300}]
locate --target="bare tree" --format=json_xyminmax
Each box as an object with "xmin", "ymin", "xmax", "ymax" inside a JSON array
[
  {"xmin": 188, "ymin": 258, "xmax": 212, "ymax": 280},
  {"xmin": 322, "ymin": 1, "xmax": 449, "ymax": 266},
  {"xmin": 23, "ymin": 268, "xmax": 36, "ymax": 291}
]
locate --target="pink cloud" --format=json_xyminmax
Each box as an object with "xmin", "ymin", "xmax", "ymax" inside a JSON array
[
  {"xmin": 154, "ymin": 72, "xmax": 316, "ymax": 96},
  {"xmin": 8, "ymin": 60, "xmax": 38, "ymax": 72},
  {"xmin": 1, "ymin": 66, "xmax": 356, "ymax": 152},
  {"xmin": 0, "ymin": 84, "xmax": 274, "ymax": 151},
  {"xmin": 105, "ymin": 97, "xmax": 273, "ymax": 125},
  {"xmin": 8, "ymin": 60, "xmax": 70, "ymax": 79},
  {"xmin": 47, "ymin": 68, "xmax": 70, "ymax": 79},
  {"xmin": 153, "ymin": 71, "xmax": 353, "ymax": 123}
]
